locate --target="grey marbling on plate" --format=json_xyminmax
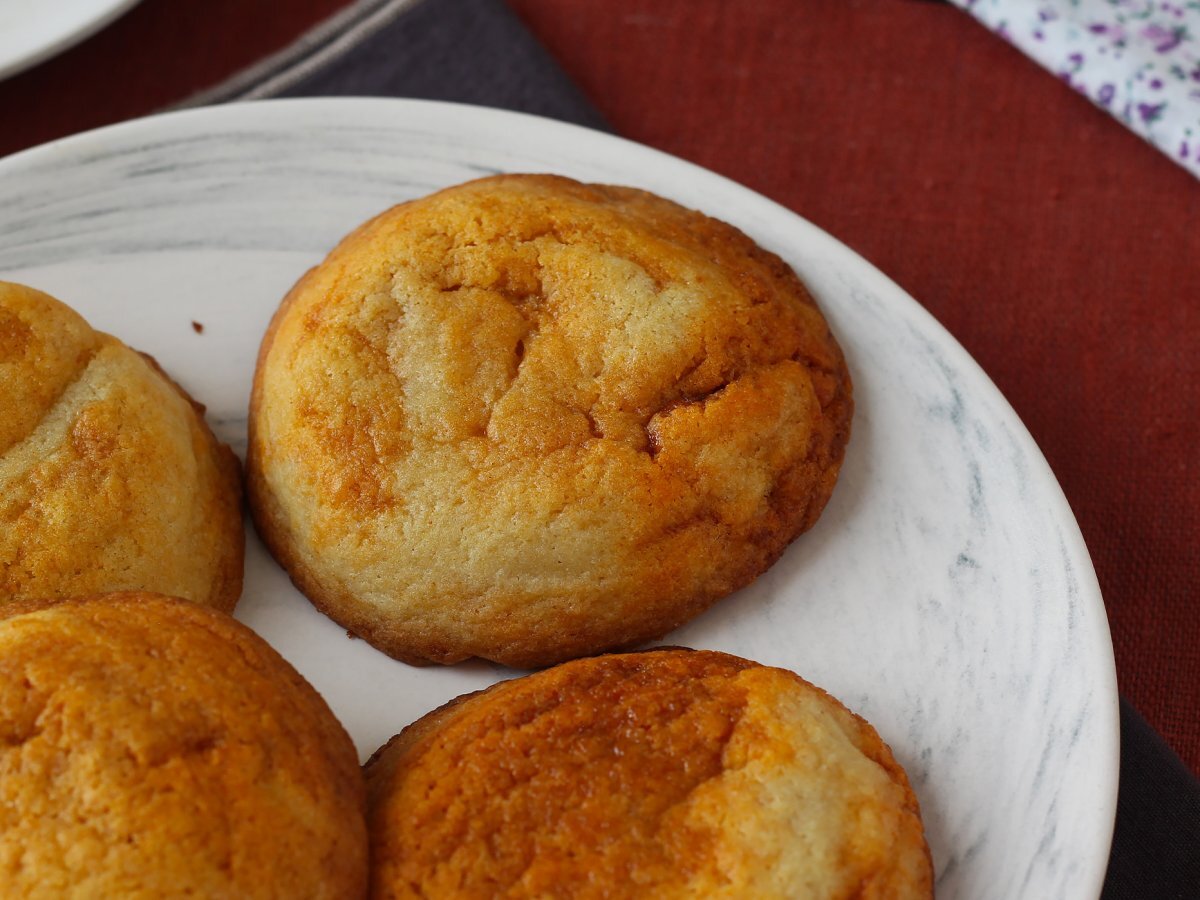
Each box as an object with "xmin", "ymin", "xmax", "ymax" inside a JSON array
[{"xmin": 0, "ymin": 98, "xmax": 1119, "ymax": 900}]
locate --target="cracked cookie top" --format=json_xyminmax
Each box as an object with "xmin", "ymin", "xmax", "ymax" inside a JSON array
[
  {"xmin": 364, "ymin": 649, "xmax": 931, "ymax": 899},
  {"xmin": 247, "ymin": 175, "xmax": 852, "ymax": 668},
  {"xmin": 0, "ymin": 282, "xmax": 243, "ymax": 610},
  {"xmin": 0, "ymin": 592, "xmax": 367, "ymax": 898}
]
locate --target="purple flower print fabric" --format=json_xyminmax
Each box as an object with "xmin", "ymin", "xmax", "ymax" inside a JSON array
[{"xmin": 951, "ymin": 1, "xmax": 1200, "ymax": 179}]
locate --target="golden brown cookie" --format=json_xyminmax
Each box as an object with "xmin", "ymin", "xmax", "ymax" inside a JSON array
[
  {"xmin": 365, "ymin": 648, "xmax": 932, "ymax": 899},
  {"xmin": 248, "ymin": 175, "xmax": 852, "ymax": 667},
  {"xmin": 0, "ymin": 592, "xmax": 367, "ymax": 898},
  {"xmin": 0, "ymin": 282, "xmax": 243, "ymax": 611}
]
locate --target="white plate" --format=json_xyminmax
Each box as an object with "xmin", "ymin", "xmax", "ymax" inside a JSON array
[
  {"xmin": 0, "ymin": 99, "xmax": 1118, "ymax": 899},
  {"xmin": 0, "ymin": 0, "xmax": 141, "ymax": 81}
]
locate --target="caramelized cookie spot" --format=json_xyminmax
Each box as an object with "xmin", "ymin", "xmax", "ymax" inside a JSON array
[
  {"xmin": 0, "ymin": 307, "xmax": 33, "ymax": 358},
  {"xmin": 69, "ymin": 403, "xmax": 121, "ymax": 461},
  {"xmin": 373, "ymin": 652, "xmax": 754, "ymax": 893},
  {"xmin": 296, "ymin": 397, "xmax": 402, "ymax": 515}
]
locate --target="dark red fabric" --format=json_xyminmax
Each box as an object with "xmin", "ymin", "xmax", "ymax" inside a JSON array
[{"xmin": 0, "ymin": 0, "xmax": 1196, "ymax": 772}]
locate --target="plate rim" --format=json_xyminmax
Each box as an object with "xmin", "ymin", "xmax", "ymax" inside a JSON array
[
  {"xmin": 0, "ymin": 95, "xmax": 1121, "ymax": 898},
  {"xmin": 0, "ymin": 0, "xmax": 144, "ymax": 82}
]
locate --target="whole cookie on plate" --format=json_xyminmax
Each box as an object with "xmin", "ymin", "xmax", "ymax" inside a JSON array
[
  {"xmin": 0, "ymin": 282, "xmax": 243, "ymax": 611},
  {"xmin": 365, "ymin": 648, "xmax": 932, "ymax": 899},
  {"xmin": 248, "ymin": 174, "xmax": 852, "ymax": 667},
  {"xmin": 0, "ymin": 592, "xmax": 367, "ymax": 899}
]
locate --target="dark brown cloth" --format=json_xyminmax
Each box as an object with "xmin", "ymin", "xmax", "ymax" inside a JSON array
[{"xmin": 1103, "ymin": 700, "xmax": 1200, "ymax": 899}]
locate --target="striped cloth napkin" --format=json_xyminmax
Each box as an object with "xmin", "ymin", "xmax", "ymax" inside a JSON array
[{"xmin": 952, "ymin": 0, "xmax": 1200, "ymax": 179}]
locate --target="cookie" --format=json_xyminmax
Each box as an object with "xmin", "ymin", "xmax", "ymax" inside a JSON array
[
  {"xmin": 365, "ymin": 648, "xmax": 932, "ymax": 899},
  {"xmin": 0, "ymin": 282, "xmax": 243, "ymax": 610},
  {"xmin": 248, "ymin": 175, "xmax": 852, "ymax": 667},
  {"xmin": 0, "ymin": 592, "xmax": 367, "ymax": 898}
]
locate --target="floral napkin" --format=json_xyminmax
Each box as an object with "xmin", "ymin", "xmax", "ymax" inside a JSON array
[{"xmin": 952, "ymin": 0, "xmax": 1200, "ymax": 179}]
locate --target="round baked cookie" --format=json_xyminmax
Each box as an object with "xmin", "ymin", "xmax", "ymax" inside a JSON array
[
  {"xmin": 0, "ymin": 592, "xmax": 367, "ymax": 898},
  {"xmin": 365, "ymin": 648, "xmax": 932, "ymax": 899},
  {"xmin": 248, "ymin": 174, "xmax": 852, "ymax": 667},
  {"xmin": 0, "ymin": 282, "xmax": 243, "ymax": 611}
]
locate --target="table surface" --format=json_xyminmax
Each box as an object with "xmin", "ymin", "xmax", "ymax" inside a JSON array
[{"xmin": 1, "ymin": 0, "xmax": 1196, "ymax": 775}]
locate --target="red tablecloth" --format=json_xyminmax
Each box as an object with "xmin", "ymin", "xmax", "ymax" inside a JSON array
[{"xmin": 1, "ymin": 0, "xmax": 1195, "ymax": 773}]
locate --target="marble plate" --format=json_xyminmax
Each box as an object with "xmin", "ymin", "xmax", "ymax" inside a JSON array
[
  {"xmin": 0, "ymin": 98, "xmax": 1118, "ymax": 899},
  {"xmin": 0, "ymin": 0, "xmax": 142, "ymax": 81}
]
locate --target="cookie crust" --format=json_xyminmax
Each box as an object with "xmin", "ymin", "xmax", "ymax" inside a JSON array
[
  {"xmin": 0, "ymin": 592, "xmax": 367, "ymax": 898},
  {"xmin": 0, "ymin": 282, "xmax": 244, "ymax": 611},
  {"xmin": 248, "ymin": 175, "xmax": 852, "ymax": 667},
  {"xmin": 365, "ymin": 648, "xmax": 932, "ymax": 899}
]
